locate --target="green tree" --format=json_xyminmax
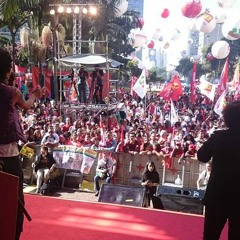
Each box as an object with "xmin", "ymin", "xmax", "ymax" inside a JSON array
[
  {"xmin": 0, "ymin": 11, "xmax": 32, "ymax": 70},
  {"xmin": 148, "ymin": 67, "xmax": 167, "ymax": 83}
]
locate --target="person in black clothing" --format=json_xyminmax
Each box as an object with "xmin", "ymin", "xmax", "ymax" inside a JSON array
[
  {"xmin": 33, "ymin": 146, "xmax": 57, "ymax": 194},
  {"xmin": 91, "ymin": 64, "xmax": 104, "ymax": 104},
  {"xmin": 141, "ymin": 161, "xmax": 164, "ymax": 209},
  {"xmin": 197, "ymin": 100, "xmax": 240, "ymax": 240},
  {"xmin": 77, "ymin": 66, "xmax": 88, "ymax": 103}
]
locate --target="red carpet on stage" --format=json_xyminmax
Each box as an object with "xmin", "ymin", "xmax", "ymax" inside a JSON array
[{"xmin": 22, "ymin": 194, "xmax": 228, "ymax": 240}]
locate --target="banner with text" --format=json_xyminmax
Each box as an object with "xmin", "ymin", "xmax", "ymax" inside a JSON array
[{"xmin": 53, "ymin": 145, "xmax": 98, "ymax": 174}]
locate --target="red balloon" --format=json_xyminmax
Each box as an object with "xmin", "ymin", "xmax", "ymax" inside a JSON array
[
  {"xmin": 161, "ymin": 8, "xmax": 170, "ymax": 18},
  {"xmin": 181, "ymin": 0, "xmax": 202, "ymax": 18},
  {"xmin": 206, "ymin": 52, "xmax": 215, "ymax": 61},
  {"xmin": 139, "ymin": 18, "xmax": 144, "ymax": 27},
  {"xmin": 135, "ymin": 18, "xmax": 144, "ymax": 29},
  {"xmin": 147, "ymin": 40, "xmax": 155, "ymax": 48}
]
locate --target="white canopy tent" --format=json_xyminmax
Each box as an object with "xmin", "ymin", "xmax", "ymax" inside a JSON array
[{"xmin": 59, "ymin": 54, "xmax": 122, "ymax": 68}]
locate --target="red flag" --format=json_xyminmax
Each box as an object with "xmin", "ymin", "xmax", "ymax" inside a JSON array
[
  {"xmin": 130, "ymin": 76, "xmax": 137, "ymax": 97},
  {"xmin": 118, "ymin": 124, "xmax": 125, "ymax": 152},
  {"xmin": 159, "ymin": 75, "xmax": 183, "ymax": 101},
  {"xmin": 190, "ymin": 62, "xmax": 197, "ymax": 103},
  {"xmin": 217, "ymin": 58, "xmax": 228, "ymax": 96}
]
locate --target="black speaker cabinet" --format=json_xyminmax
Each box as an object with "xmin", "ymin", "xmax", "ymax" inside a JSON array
[
  {"xmin": 98, "ymin": 184, "xmax": 146, "ymax": 207},
  {"xmin": 156, "ymin": 186, "xmax": 205, "ymax": 215}
]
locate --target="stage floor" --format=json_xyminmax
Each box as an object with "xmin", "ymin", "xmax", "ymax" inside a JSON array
[{"xmin": 22, "ymin": 194, "xmax": 228, "ymax": 240}]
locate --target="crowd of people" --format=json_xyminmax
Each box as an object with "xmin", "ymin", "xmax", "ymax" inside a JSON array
[{"xmin": 1, "ymin": 46, "xmax": 240, "ymax": 239}]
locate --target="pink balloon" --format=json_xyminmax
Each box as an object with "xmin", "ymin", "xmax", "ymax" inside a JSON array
[
  {"xmin": 181, "ymin": 0, "xmax": 202, "ymax": 18},
  {"xmin": 161, "ymin": 8, "xmax": 170, "ymax": 18},
  {"xmin": 147, "ymin": 40, "xmax": 155, "ymax": 48}
]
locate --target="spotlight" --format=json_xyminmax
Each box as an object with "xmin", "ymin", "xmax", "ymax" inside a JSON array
[
  {"xmin": 74, "ymin": 6, "xmax": 80, "ymax": 14},
  {"xmin": 89, "ymin": 6, "xmax": 97, "ymax": 15},
  {"xmin": 82, "ymin": 7, "xmax": 88, "ymax": 14},
  {"xmin": 66, "ymin": 7, "xmax": 72, "ymax": 14},
  {"xmin": 57, "ymin": 6, "xmax": 64, "ymax": 13},
  {"xmin": 50, "ymin": 9, "xmax": 55, "ymax": 15}
]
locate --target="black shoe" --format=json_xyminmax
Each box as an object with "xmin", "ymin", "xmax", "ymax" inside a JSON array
[{"xmin": 94, "ymin": 191, "xmax": 99, "ymax": 197}]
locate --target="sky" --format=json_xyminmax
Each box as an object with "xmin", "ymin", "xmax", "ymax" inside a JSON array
[{"xmin": 142, "ymin": 0, "xmax": 240, "ymax": 68}]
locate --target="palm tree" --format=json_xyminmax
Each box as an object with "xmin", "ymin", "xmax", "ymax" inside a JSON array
[
  {"xmin": 0, "ymin": 0, "xmax": 41, "ymax": 21},
  {"xmin": 0, "ymin": 11, "xmax": 32, "ymax": 70}
]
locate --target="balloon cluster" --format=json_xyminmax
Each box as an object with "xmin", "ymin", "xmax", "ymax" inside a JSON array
[
  {"xmin": 179, "ymin": 0, "xmax": 240, "ymax": 60},
  {"xmin": 127, "ymin": 0, "xmax": 240, "ymax": 61}
]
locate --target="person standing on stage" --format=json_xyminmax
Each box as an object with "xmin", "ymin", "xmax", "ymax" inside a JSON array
[
  {"xmin": 91, "ymin": 64, "xmax": 104, "ymax": 104},
  {"xmin": 197, "ymin": 100, "xmax": 240, "ymax": 240},
  {"xmin": 77, "ymin": 66, "xmax": 88, "ymax": 104},
  {"xmin": 0, "ymin": 48, "xmax": 44, "ymax": 240}
]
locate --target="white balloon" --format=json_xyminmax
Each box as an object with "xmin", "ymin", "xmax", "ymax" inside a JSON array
[
  {"xmin": 218, "ymin": 0, "xmax": 237, "ymax": 8},
  {"xmin": 188, "ymin": 38, "xmax": 194, "ymax": 44},
  {"xmin": 211, "ymin": 40, "xmax": 230, "ymax": 59},
  {"xmin": 132, "ymin": 33, "xmax": 147, "ymax": 48},
  {"xmin": 215, "ymin": 12, "xmax": 226, "ymax": 24},
  {"xmin": 195, "ymin": 12, "xmax": 216, "ymax": 33},
  {"xmin": 152, "ymin": 29, "xmax": 162, "ymax": 40},
  {"xmin": 171, "ymin": 28, "xmax": 181, "ymax": 41},
  {"xmin": 222, "ymin": 17, "xmax": 240, "ymax": 40},
  {"xmin": 192, "ymin": 54, "xmax": 201, "ymax": 61},
  {"xmin": 163, "ymin": 41, "xmax": 170, "ymax": 49},
  {"xmin": 116, "ymin": 0, "xmax": 128, "ymax": 17}
]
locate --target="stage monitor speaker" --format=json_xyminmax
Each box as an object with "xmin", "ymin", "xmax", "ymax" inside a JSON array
[
  {"xmin": 98, "ymin": 184, "xmax": 146, "ymax": 207},
  {"xmin": 0, "ymin": 172, "xmax": 19, "ymax": 240},
  {"xmin": 156, "ymin": 186, "xmax": 205, "ymax": 215}
]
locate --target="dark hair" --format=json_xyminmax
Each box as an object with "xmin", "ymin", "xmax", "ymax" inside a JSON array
[
  {"xmin": 0, "ymin": 49, "xmax": 12, "ymax": 80},
  {"xmin": 8, "ymin": 72, "xmax": 16, "ymax": 86},
  {"xmin": 41, "ymin": 146, "xmax": 48, "ymax": 152},
  {"xmin": 142, "ymin": 161, "xmax": 157, "ymax": 175},
  {"xmin": 222, "ymin": 101, "xmax": 240, "ymax": 129}
]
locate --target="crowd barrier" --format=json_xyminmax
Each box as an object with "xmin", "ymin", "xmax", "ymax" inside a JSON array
[{"xmin": 22, "ymin": 145, "xmax": 205, "ymax": 189}]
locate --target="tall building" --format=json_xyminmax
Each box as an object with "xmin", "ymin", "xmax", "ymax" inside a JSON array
[
  {"xmin": 127, "ymin": 0, "xmax": 144, "ymax": 61},
  {"xmin": 127, "ymin": 0, "xmax": 144, "ymax": 17},
  {"xmin": 127, "ymin": 0, "xmax": 167, "ymax": 70},
  {"xmin": 188, "ymin": 30, "xmax": 199, "ymax": 57}
]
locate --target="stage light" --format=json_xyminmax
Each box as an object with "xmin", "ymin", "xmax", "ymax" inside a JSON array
[
  {"xmin": 57, "ymin": 6, "xmax": 64, "ymax": 13},
  {"xmin": 89, "ymin": 6, "xmax": 97, "ymax": 15},
  {"xmin": 82, "ymin": 7, "xmax": 88, "ymax": 14},
  {"xmin": 50, "ymin": 9, "xmax": 55, "ymax": 15},
  {"xmin": 66, "ymin": 7, "xmax": 72, "ymax": 14},
  {"xmin": 74, "ymin": 6, "xmax": 80, "ymax": 14}
]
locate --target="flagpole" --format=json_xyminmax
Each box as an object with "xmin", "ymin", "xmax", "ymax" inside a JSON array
[{"xmin": 144, "ymin": 93, "xmax": 147, "ymax": 112}]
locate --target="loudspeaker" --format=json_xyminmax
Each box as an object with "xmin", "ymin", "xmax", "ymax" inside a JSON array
[
  {"xmin": 98, "ymin": 184, "xmax": 146, "ymax": 207},
  {"xmin": 0, "ymin": 172, "xmax": 19, "ymax": 240},
  {"xmin": 156, "ymin": 186, "xmax": 205, "ymax": 215}
]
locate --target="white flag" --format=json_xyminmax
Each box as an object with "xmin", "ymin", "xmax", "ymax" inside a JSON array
[
  {"xmin": 170, "ymin": 99, "xmax": 178, "ymax": 126},
  {"xmin": 132, "ymin": 70, "xmax": 147, "ymax": 99},
  {"xmin": 214, "ymin": 90, "xmax": 227, "ymax": 116},
  {"xmin": 198, "ymin": 77, "xmax": 216, "ymax": 101}
]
